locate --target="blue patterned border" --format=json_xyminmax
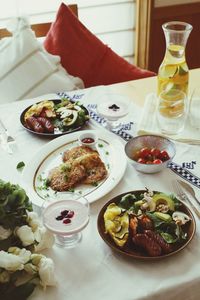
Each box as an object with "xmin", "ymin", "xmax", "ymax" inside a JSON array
[
  {"xmin": 57, "ymin": 92, "xmax": 200, "ymax": 189},
  {"xmin": 168, "ymin": 162, "xmax": 200, "ymax": 189}
]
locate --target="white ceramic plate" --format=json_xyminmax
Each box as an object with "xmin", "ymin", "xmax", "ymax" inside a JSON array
[{"xmin": 22, "ymin": 130, "xmax": 127, "ymax": 207}]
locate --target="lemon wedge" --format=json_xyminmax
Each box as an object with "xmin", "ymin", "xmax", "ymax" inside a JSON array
[{"xmin": 159, "ymin": 65, "xmax": 178, "ymax": 79}]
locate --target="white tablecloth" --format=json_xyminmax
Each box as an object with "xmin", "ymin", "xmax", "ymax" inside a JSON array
[{"xmin": 0, "ymin": 85, "xmax": 200, "ymax": 300}]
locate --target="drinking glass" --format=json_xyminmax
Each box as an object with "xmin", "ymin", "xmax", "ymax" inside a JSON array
[
  {"xmin": 189, "ymin": 88, "xmax": 200, "ymax": 129},
  {"xmin": 96, "ymin": 94, "xmax": 130, "ymax": 130},
  {"xmin": 42, "ymin": 193, "xmax": 90, "ymax": 248},
  {"xmin": 157, "ymin": 89, "xmax": 187, "ymax": 135}
]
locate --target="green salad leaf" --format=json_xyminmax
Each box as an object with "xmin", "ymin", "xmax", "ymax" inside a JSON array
[
  {"xmin": 16, "ymin": 162, "xmax": 25, "ymax": 171},
  {"xmin": 118, "ymin": 193, "xmax": 137, "ymax": 210}
]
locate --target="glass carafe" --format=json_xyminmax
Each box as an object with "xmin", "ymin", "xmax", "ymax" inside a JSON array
[{"xmin": 157, "ymin": 21, "xmax": 193, "ymax": 96}]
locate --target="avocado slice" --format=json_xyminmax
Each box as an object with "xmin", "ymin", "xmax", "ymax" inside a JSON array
[
  {"xmin": 153, "ymin": 193, "xmax": 175, "ymax": 211},
  {"xmin": 134, "ymin": 200, "xmax": 145, "ymax": 207},
  {"xmin": 63, "ymin": 111, "xmax": 78, "ymax": 126},
  {"xmin": 154, "ymin": 212, "xmax": 172, "ymax": 222}
]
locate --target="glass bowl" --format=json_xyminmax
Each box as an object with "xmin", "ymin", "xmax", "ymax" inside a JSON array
[
  {"xmin": 125, "ymin": 135, "xmax": 176, "ymax": 173},
  {"xmin": 42, "ymin": 193, "xmax": 90, "ymax": 248}
]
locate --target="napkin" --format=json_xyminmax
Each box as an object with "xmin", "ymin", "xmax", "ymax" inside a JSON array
[
  {"xmin": 137, "ymin": 93, "xmax": 200, "ymax": 145},
  {"xmin": 189, "ymin": 96, "xmax": 200, "ymax": 130}
]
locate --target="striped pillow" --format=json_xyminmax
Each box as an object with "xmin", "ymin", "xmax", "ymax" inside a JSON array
[{"xmin": 0, "ymin": 17, "xmax": 84, "ymax": 104}]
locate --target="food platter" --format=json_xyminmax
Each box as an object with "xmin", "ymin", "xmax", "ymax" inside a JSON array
[
  {"xmin": 22, "ymin": 130, "xmax": 127, "ymax": 207},
  {"xmin": 20, "ymin": 99, "xmax": 89, "ymax": 137},
  {"xmin": 97, "ymin": 190, "xmax": 196, "ymax": 260}
]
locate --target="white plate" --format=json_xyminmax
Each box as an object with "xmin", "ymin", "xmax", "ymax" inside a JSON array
[{"xmin": 22, "ymin": 130, "xmax": 127, "ymax": 207}]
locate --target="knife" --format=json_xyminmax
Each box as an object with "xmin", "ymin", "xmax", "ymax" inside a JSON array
[{"xmin": 178, "ymin": 179, "xmax": 200, "ymax": 207}]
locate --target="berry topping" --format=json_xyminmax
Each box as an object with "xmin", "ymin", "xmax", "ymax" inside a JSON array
[
  {"xmin": 63, "ymin": 218, "xmax": 71, "ymax": 224},
  {"xmin": 67, "ymin": 210, "xmax": 75, "ymax": 218},
  {"xmin": 61, "ymin": 210, "xmax": 69, "ymax": 217},
  {"xmin": 55, "ymin": 215, "xmax": 64, "ymax": 221}
]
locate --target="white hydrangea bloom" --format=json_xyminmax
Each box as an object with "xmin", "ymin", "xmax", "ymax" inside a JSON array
[
  {"xmin": 8, "ymin": 247, "xmax": 31, "ymax": 264},
  {"xmin": 0, "ymin": 225, "xmax": 12, "ymax": 240},
  {"xmin": 38, "ymin": 257, "xmax": 56, "ymax": 288},
  {"xmin": 31, "ymin": 253, "xmax": 44, "ymax": 266},
  {"xmin": 24, "ymin": 263, "xmax": 38, "ymax": 275},
  {"xmin": 27, "ymin": 211, "xmax": 41, "ymax": 231},
  {"xmin": 34, "ymin": 227, "xmax": 55, "ymax": 252},
  {"xmin": 0, "ymin": 250, "xmax": 24, "ymax": 271},
  {"xmin": 16, "ymin": 225, "xmax": 35, "ymax": 246}
]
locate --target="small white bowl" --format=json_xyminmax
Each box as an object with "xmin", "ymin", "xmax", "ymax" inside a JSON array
[{"xmin": 78, "ymin": 132, "xmax": 98, "ymax": 149}]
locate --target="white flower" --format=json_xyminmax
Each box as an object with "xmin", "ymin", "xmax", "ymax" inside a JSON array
[
  {"xmin": 0, "ymin": 270, "xmax": 10, "ymax": 283},
  {"xmin": 31, "ymin": 253, "xmax": 44, "ymax": 266},
  {"xmin": 27, "ymin": 211, "xmax": 41, "ymax": 231},
  {"xmin": 38, "ymin": 257, "xmax": 56, "ymax": 288},
  {"xmin": 8, "ymin": 247, "xmax": 31, "ymax": 264},
  {"xmin": 24, "ymin": 263, "xmax": 38, "ymax": 275},
  {"xmin": 16, "ymin": 225, "xmax": 35, "ymax": 246},
  {"xmin": 0, "ymin": 225, "xmax": 12, "ymax": 240},
  {"xmin": 0, "ymin": 250, "xmax": 24, "ymax": 271},
  {"xmin": 34, "ymin": 227, "xmax": 55, "ymax": 252}
]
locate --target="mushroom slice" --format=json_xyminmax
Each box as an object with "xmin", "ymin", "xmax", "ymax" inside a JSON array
[{"xmin": 172, "ymin": 211, "xmax": 191, "ymax": 225}]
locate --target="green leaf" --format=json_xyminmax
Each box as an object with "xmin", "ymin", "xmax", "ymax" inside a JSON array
[
  {"xmin": 160, "ymin": 232, "xmax": 178, "ymax": 244},
  {"xmin": 118, "ymin": 193, "xmax": 137, "ymax": 210},
  {"xmin": 16, "ymin": 162, "xmax": 25, "ymax": 171}
]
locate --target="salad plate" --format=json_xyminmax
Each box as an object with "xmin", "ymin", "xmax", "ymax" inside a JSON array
[
  {"xmin": 20, "ymin": 98, "xmax": 89, "ymax": 137},
  {"xmin": 97, "ymin": 190, "xmax": 196, "ymax": 260},
  {"xmin": 22, "ymin": 130, "xmax": 127, "ymax": 207}
]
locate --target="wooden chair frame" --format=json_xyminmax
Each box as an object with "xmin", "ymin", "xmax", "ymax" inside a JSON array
[{"xmin": 0, "ymin": 4, "xmax": 77, "ymax": 38}]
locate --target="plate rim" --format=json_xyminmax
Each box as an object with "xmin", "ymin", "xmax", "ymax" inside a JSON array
[
  {"xmin": 22, "ymin": 129, "xmax": 127, "ymax": 206},
  {"xmin": 20, "ymin": 99, "xmax": 89, "ymax": 137},
  {"xmin": 97, "ymin": 190, "xmax": 196, "ymax": 260}
]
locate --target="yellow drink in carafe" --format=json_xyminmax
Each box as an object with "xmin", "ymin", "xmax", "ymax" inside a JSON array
[{"xmin": 157, "ymin": 44, "xmax": 189, "ymax": 96}]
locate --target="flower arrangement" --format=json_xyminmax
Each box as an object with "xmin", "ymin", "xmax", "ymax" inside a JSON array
[{"xmin": 0, "ymin": 179, "xmax": 56, "ymax": 299}]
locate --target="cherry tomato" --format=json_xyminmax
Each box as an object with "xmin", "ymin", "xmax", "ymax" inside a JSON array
[
  {"xmin": 137, "ymin": 158, "xmax": 146, "ymax": 164},
  {"xmin": 153, "ymin": 159, "xmax": 162, "ymax": 164},
  {"xmin": 139, "ymin": 147, "xmax": 151, "ymax": 159},
  {"xmin": 133, "ymin": 150, "xmax": 140, "ymax": 160},
  {"xmin": 150, "ymin": 148, "xmax": 161, "ymax": 158},
  {"xmin": 159, "ymin": 150, "xmax": 170, "ymax": 161}
]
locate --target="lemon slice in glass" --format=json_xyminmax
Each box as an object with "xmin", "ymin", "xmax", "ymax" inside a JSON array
[
  {"xmin": 178, "ymin": 65, "xmax": 188, "ymax": 76},
  {"xmin": 159, "ymin": 65, "xmax": 178, "ymax": 79}
]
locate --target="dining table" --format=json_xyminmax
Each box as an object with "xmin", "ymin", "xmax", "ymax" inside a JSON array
[{"xmin": 0, "ymin": 68, "xmax": 200, "ymax": 300}]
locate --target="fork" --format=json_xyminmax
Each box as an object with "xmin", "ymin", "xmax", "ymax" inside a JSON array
[
  {"xmin": 0, "ymin": 119, "xmax": 15, "ymax": 143},
  {"xmin": 172, "ymin": 180, "xmax": 200, "ymax": 219},
  {"xmin": 0, "ymin": 119, "xmax": 15, "ymax": 154}
]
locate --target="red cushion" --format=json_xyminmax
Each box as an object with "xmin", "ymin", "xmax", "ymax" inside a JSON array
[{"xmin": 44, "ymin": 3, "xmax": 156, "ymax": 88}]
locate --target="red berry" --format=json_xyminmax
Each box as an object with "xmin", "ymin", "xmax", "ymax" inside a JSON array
[
  {"xmin": 67, "ymin": 210, "xmax": 74, "ymax": 218},
  {"xmin": 153, "ymin": 159, "xmax": 162, "ymax": 164},
  {"xmin": 137, "ymin": 158, "xmax": 146, "ymax": 164},
  {"xmin": 150, "ymin": 148, "xmax": 161, "ymax": 158},
  {"xmin": 139, "ymin": 147, "xmax": 151, "ymax": 159},
  {"xmin": 61, "ymin": 210, "xmax": 69, "ymax": 217},
  {"xmin": 159, "ymin": 150, "xmax": 170, "ymax": 161},
  {"xmin": 63, "ymin": 218, "xmax": 71, "ymax": 224},
  {"xmin": 56, "ymin": 215, "xmax": 64, "ymax": 221}
]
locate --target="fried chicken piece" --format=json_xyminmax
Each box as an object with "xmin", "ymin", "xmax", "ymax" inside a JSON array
[
  {"xmin": 48, "ymin": 145, "xmax": 107, "ymax": 191},
  {"xmin": 63, "ymin": 146, "xmax": 97, "ymax": 162},
  {"xmin": 48, "ymin": 163, "xmax": 86, "ymax": 192},
  {"xmin": 63, "ymin": 146, "xmax": 107, "ymax": 184},
  {"xmin": 73, "ymin": 153, "xmax": 107, "ymax": 184}
]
